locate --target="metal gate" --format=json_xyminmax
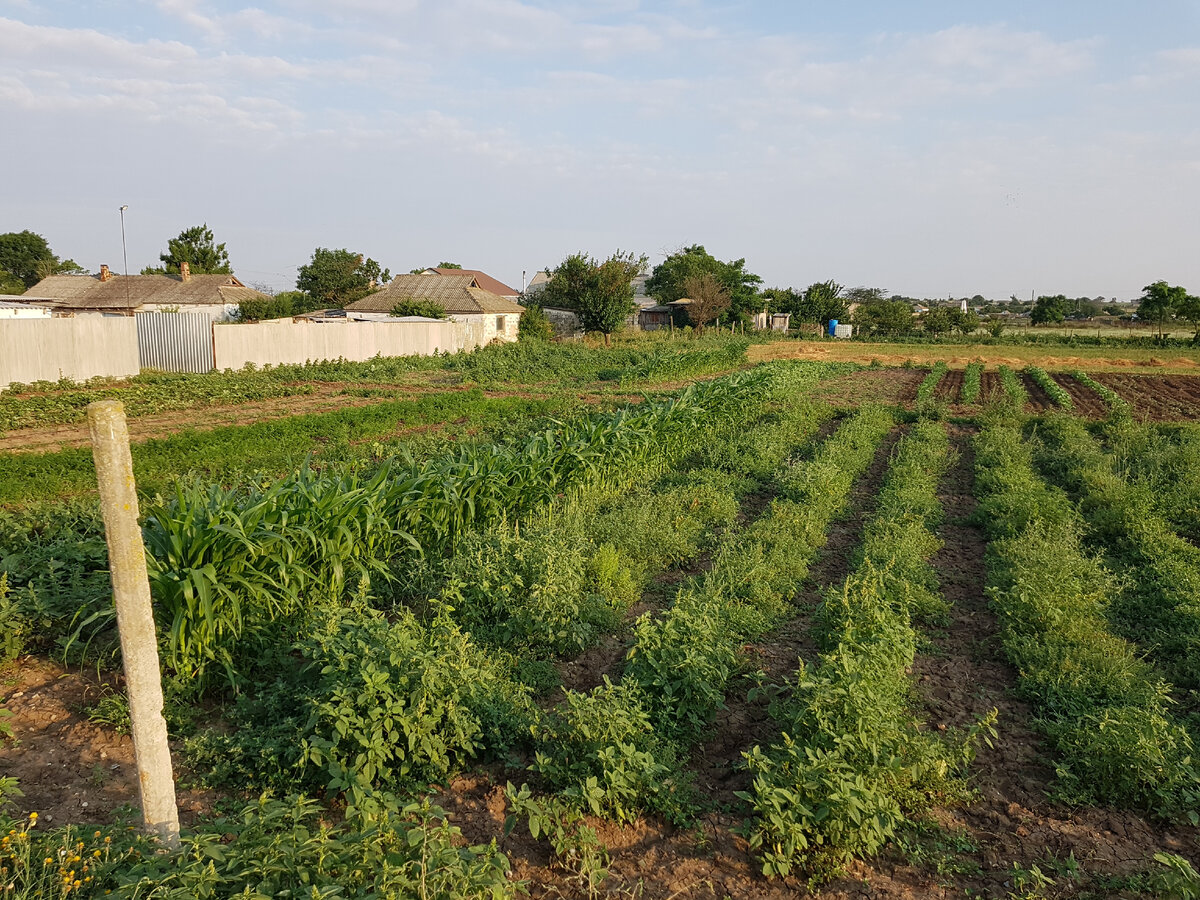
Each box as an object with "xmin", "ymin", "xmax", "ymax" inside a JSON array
[{"xmin": 136, "ymin": 313, "xmax": 215, "ymax": 374}]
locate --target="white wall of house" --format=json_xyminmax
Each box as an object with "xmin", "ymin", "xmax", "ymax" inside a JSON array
[{"xmin": 0, "ymin": 305, "xmax": 52, "ymax": 319}]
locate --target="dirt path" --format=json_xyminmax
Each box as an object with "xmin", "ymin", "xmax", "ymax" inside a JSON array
[{"xmin": 1020, "ymin": 371, "xmax": 1057, "ymax": 413}]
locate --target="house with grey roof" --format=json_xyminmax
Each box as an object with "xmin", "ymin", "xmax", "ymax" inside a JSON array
[
  {"xmin": 25, "ymin": 263, "xmax": 266, "ymax": 320},
  {"xmin": 416, "ymin": 267, "xmax": 520, "ymax": 299},
  {"xmin": 344, "ymin": 273, "xmax": 523, "ymax": 346}
]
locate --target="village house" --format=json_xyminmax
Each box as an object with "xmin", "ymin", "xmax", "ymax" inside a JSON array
[
  {"xmin": 344, "ymin": 272, "xmax": 522, "ymax": 346},
  {"xmin": 24, "ymin": 263, "xmax": 266, "ymax": 319}
]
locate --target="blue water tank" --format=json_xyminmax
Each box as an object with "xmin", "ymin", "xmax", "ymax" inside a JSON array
[{"xmin": 828, "ymin": 319, "xmax": 838, "ymax": 336}]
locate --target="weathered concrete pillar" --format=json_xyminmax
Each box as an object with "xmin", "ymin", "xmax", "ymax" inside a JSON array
[{"xmin": 87, "ymin": 400, "xmax": 180, "ymax": 849}]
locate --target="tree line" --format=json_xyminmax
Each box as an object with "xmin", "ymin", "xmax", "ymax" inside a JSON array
[{"xmin": 4, "ymin": 226, "xmax": 1196, "ymax": 340}]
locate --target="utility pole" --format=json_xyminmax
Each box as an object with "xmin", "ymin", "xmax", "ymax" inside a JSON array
[
  {"xmin": 119, "ymin": 206, "xmax": 131, "ymax": 309},
  {"xmin": 88, "ymin": 400, "xmax": 180, "ymax": 848}
]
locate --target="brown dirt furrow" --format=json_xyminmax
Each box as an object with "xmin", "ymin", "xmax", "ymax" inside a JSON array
[
  {"xmin": 1093, "ymin": 372, "xmax": 1200, "ymax": 421},
  {"xmin": 690, "ymin": 425, "xmax": 905, "ymax": 809},
  {"xmin": 935, "ymin": 369, "xmax": 964, "ymax": 403},
  {"xmin": 978, "ymin": 370, "xmax": 1003, "ymax": 403},
  {"xmin": 1019, "ymin": 371, "xmax": 1056, "ymax": 413},
  {"xmin": 1051, "ymin": 372, "xmax": 1107, "ymax": 418}
]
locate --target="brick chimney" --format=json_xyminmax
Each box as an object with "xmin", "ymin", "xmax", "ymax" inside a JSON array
[
  {"xmin": 99, "ymin": 264, "xmax": 111, "ymax": 282},
  {"xmin": 180, "ymin": 261, "xmax": 191, "ymax": 282}
]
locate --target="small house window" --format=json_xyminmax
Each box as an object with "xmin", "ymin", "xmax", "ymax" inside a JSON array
[{"xmin": 496, "ymin": 316, "xmax": 504, "ymax": 331}]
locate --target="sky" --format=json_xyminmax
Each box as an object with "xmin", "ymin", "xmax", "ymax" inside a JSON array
[{"xmin": 1, "ymin": 1, "xmax": 1198, "ymax": 300}]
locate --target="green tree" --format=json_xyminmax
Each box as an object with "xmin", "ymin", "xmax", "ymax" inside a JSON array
[
  {"xmin": 1175, "ymin": 293, "xmax": 1200, "ymax": 341},
  {"xmin": 852, "ymin": 300, "xmax": 913, "ymax": 336},
  {"xmin": 951, "ymin": 309, "xmax": 981, "ymax": 335},
  {"xmin": 1138, "ymin": 280, "xmax": 1187, "ymax": 339},
  {"xmin": 389, "ymin": 299, "xmax": 447, "ymax": 319},
  {"xmin": 142, "ymin": 223, "xmax": 233, "ymax": 275},
  {"xmin": 923, "ymin": 308, "xmax": 953, "ymax": 335},
  {"xmin": 236, "ymin": 291, "xmax": 323, "ymax": 322},
  {"xmin": 645, "ymin": 245, "xmax": 762, "ymax": 320},
  {"xmin": 1030, "ymin": 294, "xmax": 1069, "ymax": 325},
  {"xmin": 796, "ymin": 280, "xmax": 849, "ymax": 328},
  {"xmin": 518, "ymin": 304, "xmax": 554, "ymax": 342},
  {"xmin": 296, "ymin": 248, "xmax": 390, "ymax": 308},
  {"xmin": 0, "ymin": 230, "xmax": 85, "ymax": 290},
  {"xmin": 541, "ymin": 250, "xmax": 646, "ymax": 343}
]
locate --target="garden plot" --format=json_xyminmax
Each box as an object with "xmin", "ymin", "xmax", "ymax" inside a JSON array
[{"xmin": 3, "ymin": 358, "xmax": 1200, "ymax": 900}]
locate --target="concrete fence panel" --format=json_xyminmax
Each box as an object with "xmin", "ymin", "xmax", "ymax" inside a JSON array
[
  {"xmin": 212, "ymin": 319, "xmax": 461, "ymax": 371},
  {"xmin": 136, "ymin": 313, "xmax": 215, "ymax": 374},
  {"xmin": 0, "ymin": 317, "xmax": 140, "ymax": 390}
]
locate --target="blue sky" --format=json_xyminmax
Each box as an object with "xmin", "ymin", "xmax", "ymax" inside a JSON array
[{"xmin": 2, "ymin": 1, "xmax": 1198, "ymax": 299}]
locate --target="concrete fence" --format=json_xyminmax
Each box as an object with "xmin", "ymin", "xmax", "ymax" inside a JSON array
[
  {"xmin": 0, "ymin": 317, "xmax": 140, "ymax": 390},
  {"xmin": 212, "ymin": 318, "xmax": 459, "ymax": 370}
]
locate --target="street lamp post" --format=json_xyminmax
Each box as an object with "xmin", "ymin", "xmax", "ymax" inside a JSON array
[{"xmin": 119, "ymin": 205, "xmax": 130, "ymax": 308}]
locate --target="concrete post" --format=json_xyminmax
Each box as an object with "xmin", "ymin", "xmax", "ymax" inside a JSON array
[{"xmin": 87, "ymin": 400, "xmax": 180, "ymax": 849}]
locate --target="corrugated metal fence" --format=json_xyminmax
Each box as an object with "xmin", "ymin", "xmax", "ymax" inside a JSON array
[{"xmin": 136, "ymin": 313, "xmax": 214, "ymax": 374}]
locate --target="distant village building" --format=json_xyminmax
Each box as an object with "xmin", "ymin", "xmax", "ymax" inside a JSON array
[
  {"xmin": 23, "ymin": 263, "xmax": 264, "ymax": 320},
  {"xmin": 344, "ymin": 272, "xmax": 522, "ymax": 345}
]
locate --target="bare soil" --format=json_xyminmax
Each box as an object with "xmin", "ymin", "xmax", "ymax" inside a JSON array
[
  {"xmin": 1091, "ymin": 373, "xmax": 1200, "ymax": 421},
  {"xmin": 935, "ymin": 370, "xmax": 963, "ymax": 403},
  {"xmin": 1020, "ymin": 372, "xmax": 1058, "ymax": 413},
  {"xmin": 1051, "ymin": 373, "xmax": 1109, "ymax": 418},
  {"xmin": 809, "ymin": 369, "xmax": 925, "ymax": 407},
  {"xmin": 0, "ymin": 658, "xmax": 217, "ymax": 828}
]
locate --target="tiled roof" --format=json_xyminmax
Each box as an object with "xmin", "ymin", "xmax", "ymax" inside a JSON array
[
  {"xmin": 430, "ymin": 268, "xmax": 519, "ymax": 297},
  {"xmin": 28, "ymin": 274, "xmax": 264, "ymax": 310},
  {"xmin": 346, "ymin": 274, "xmax": 524, "ymax": 315}
]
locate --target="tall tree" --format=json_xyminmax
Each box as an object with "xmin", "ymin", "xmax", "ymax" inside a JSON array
[
  {"xmin": 1176, "ymin": 293, "xmax": 1200, "ymax": 341},
  {"xmin": 796, "ymin": 280, "xmax": 849, "ymax": 328},
  {"xmin": 1030, "ymin": 294, "xmax": 1069, "ymax": 325},
  {"xmin": 645, "ymin": 245, "xmax": 762, "ymax": 320},
  {"xmin": 541, "ymin": 250, "xmax": 646, "ymax": 343},
  {"xmin": 1138, "ymin": 280, "xmax": 1187, "ymax": 339},
  {"xmin": 143, "ymin": 224, "xmax": 233, "ymax": 275},
  {"xmin": 681, "ymin": 273, "xmax": 731, "ymax": 333},
  {"xmin": 296, "ymin": 248, "xmax": 390, "ymax": 308},
  {"xmin": 0, "ymin": 230, "xmax": 85, "ymax": 290}
]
